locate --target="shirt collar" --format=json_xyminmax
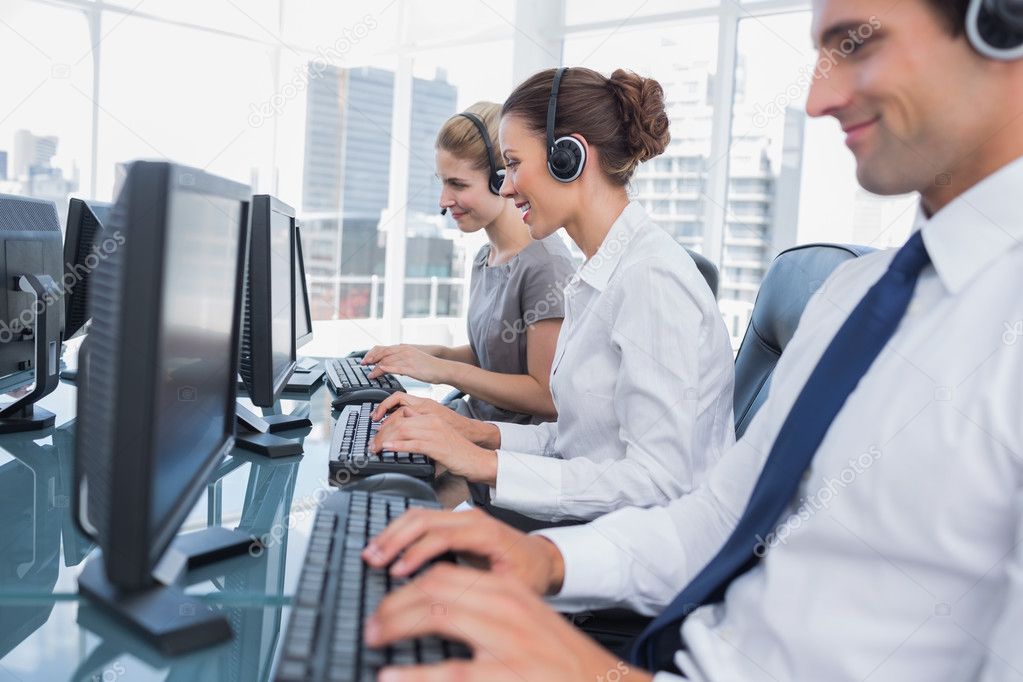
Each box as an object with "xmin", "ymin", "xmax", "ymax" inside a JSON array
[
  {"xmin": 920, "ymin": 155, "xmax": 1023, "ymax": 294},
  {"xmin": 575, "ymin": 201, "xmax": 646, "ymax": 293}
]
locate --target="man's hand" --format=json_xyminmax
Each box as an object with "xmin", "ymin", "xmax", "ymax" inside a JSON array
[
  {"xmin": 365, "ymin": 564, "xmax": 653, "ymax": 682},
  {"xmin": 362, "ymin": 507, "xmax": 565, "ymax": 596}
]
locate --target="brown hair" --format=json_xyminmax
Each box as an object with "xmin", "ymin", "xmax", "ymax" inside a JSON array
[
  {"xmin": 924, "ymin": 0, "xmax": 969, "ymax": 35},
  {"xmin": 502, "ymin": 67, "xmax": 670, "ymax": 186},
  {"xmin": 435, "ymin": 101, "xmax": 504, "ymax": 174}
]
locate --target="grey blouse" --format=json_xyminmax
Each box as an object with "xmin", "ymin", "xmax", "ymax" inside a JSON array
[{"xmin": 464, "ymin": 236, "xmax": 576, "ymax": 424}]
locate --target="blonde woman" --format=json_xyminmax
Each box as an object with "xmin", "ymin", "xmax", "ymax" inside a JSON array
[{"xmin": 362, "ymin": 101, "xmax": 575, "ymax": 425}]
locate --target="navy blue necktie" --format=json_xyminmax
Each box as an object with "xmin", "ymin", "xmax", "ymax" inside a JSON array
[{"xmin": 631, "ymin": 231, "xmax": 932, "ymax": 673}]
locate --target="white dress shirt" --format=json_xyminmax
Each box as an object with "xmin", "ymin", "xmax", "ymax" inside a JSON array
[
  {"xmin": 489, "ymin": 201, "xmax": 736, "ymax": 521},
  {"xmin": 538, "ymin": 157, "xmax": 1023, "ymax": 681}
]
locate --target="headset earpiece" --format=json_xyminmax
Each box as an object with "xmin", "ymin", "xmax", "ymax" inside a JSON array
[
  {"xmin": 967, "ymin": 0, "xmax": 1023, "ymax": 60},
  {"xmin": 457, "ymin": 112, "xmax": 504, "ymax": 195},
  {"xmin": 546, "ymin": 68, "xmax": 587, "ymax": 183}
]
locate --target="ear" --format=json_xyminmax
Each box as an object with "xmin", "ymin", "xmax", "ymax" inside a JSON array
[
  {"xmin": 571, "ymin": 133, "xmax": 594, "ymax": 178},
  {"xmin": 570, "ymin": 133, "xmax": 589, "ymax": 156}
]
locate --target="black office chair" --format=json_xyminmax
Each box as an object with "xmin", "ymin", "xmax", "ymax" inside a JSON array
[
  {"xmin": 440, "ymin": 247, "xmax": 721, "ymax": 407},
  {"xmin": 573, "ymin": 242, "xmax": 874, "ymax": 654},
  {"xmin": 732, "ymin": 242, "xmax": 874, "ymax": 438},
  {"xmin": 685, "ymin": 247, "xmax": 718, "ymax": 300}
]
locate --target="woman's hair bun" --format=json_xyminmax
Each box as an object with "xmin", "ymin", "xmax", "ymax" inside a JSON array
[{"xmin": 607, "ymin": 69, "xmax": 670, "ymax": 164}]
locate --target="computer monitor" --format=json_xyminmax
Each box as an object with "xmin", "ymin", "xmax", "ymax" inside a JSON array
[
  {"xmin": 73, "ymin": 161, "xmax": 253, "ymax": 654},
  {"xmin": 239, "ymin": 195, "xmax": 296, "ymax": 406},
  {"xmin": 279, "ymin": 222, "xmax": 325, "ymax": 392},
  {"xmin": 233, "ymin": 196, "xmax": 311, "ymax": 457},
  {"xmin": 294, "ymin": 222, "xmax": 313, "ymax": 348},
  {"xmin": 62, "ymin": 197, "xmax": 113, "ymax": 341},
  {"xmin": 0, "ymin": 194, "xmax": 64, "ymax": 433}
]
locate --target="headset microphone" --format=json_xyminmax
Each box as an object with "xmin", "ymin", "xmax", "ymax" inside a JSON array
[{"xmin": 440, "ymin": 208, "xmax": 447, "ymax": 216}]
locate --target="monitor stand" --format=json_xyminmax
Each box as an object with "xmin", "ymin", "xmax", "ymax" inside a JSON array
[
  {"xmin": 259, "ymin": 401, "xmax": 312, "ymax": 432},
  {"xmin": 0, "ymin": 274, "xmax": 61, "ymax": 434},
  {"xmin": 234, "ymin": 403, "xmax": 308, "ymax": 458},
  {"xmin": 283, "ymin": 366, "xmax": 325, "ymax": 392},
  {"xmin": 0, "ymin": 404, "xmax": 55, "ymax": 434},
  {"xmin": 77, "ymin": 526, "xmax": 255, "ymax": 656}
]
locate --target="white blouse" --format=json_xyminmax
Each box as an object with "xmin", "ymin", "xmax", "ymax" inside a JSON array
[{"xmin": 490, "ymin": 201, "xmax": 736, "ymax": 521}]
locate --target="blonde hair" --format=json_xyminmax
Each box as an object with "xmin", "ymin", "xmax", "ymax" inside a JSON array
[{"xmin": 435, "ymin": 101, "xmax": 504, "ymax": 174}]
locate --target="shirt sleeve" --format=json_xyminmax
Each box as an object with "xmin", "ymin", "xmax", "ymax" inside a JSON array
[
  {"xmin": 518, "ymin": 242, "xmax": 575, "ymax": 325},
  {"xmin": 531, "ymin": 264, "xmax": 853, "ymax": 613},
  {"xmin": 492, "ymin": 420, "xmax": 559, "ymax": 457},
  {"xmin": 491, "ymin": 256, "xmax": 732, "ymax": 521}
]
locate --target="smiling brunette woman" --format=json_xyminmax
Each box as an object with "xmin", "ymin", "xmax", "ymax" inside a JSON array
[{"xmin": 372, "ymin": 68, "xmax": 737, "ymax": 525}]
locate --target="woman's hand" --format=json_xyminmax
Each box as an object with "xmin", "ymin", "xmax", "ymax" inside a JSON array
[
  {"xmin": 363, "ymin": 344, "xmax": 452, "ymax": 385},
  {"xmin": 365, "ymin": 565, "xmax": 651, "ymax": 682},
  {"xmin": 371, "ymin": 414, "xmax": 498, "ymax": 485},
  {"xmin": 372, "ymin": 393, "xmax": 501, "ymax": 448}
]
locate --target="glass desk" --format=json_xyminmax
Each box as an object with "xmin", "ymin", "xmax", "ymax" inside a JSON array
[{"xmin": 0, "ymin": 368, "xmax": 455, "ymax": 681}]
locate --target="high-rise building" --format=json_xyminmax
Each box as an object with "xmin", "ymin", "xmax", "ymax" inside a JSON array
[
  {"xmin": 12, "ymin": 129, "xmax": 58, "ymax": 178},
  {"xmin": 0, "ymin": 131, "xmax": 78, "ymax": 215},
  {"xmin": 300, "ymin": 65, "xmax": 457, "ymax": 319},
  {"xmin": 631, "ymin": 51, "xmax": 804, "ymax": 315}
]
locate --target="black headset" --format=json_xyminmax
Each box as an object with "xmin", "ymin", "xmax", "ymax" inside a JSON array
[
  {"xmin": 457, "ymin": 112, "xmax": 505, "ymax": 195},
  {"xmin": 967, "ymin": 0, "xmax": 1023, "ymax": 59},
  {"xmin": 546, "ymin": 67, "xmax": 587, "ymax": 183}
]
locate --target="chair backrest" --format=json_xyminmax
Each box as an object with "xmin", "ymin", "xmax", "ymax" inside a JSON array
[
  {"xmin": 733, "ymin": 243, "xmax": 875, "ymax": 438},
  {"xmin": 685, "ymin": 248, "xmax": 719, "ymax": 299}
]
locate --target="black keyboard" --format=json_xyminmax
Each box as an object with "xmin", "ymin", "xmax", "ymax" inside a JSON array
[
  {"xmin": 325, "ymin": 357, "xmax": 404, "ymax": 395},
  {"xmin": 330, "ymin": 402, "xmax": 434, "ymax": 480},
  {"xmin": 274, "ymin": 490, "xmax": 469, "ymax": 681}
]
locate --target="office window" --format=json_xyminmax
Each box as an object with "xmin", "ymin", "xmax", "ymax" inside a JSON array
[
  {"xmin": 564, "ymin": 0, "xmax": 719, "ymax": 26},
  {"xmin": 0, "ymin": 1, "xmax": 93, "ymax": 217},
  {"xmin": 564, "ymin": 19, "xmax": 719, "ymax": 254},
  {"xmin": 104, "ymin": 0, "xmax": 281, "ymax": 41},
  {"xmin": 720, "ymin": 10, "xmax": 917, "ymax": 331},
  {"xmin": 96, "ymin": 15, "xmax": 277, "ymax": 201}
]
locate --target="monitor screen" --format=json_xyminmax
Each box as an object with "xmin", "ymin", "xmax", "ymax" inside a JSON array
[
  {"xmin": 294, "ymin": 227, "xmax": 312, "ymax": 346},
  {"xmin": 150, "ymin": 190, "xmax": 244, "ymax": 532},
  {"xmin": 269, "ymin": 210, "xmax": 293, "ymax": 385}
]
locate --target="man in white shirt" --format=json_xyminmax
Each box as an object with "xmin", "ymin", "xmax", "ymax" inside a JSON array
[{"xmin": 360, "ymin": 0, "xmax": 1023, "ymax": 679}]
